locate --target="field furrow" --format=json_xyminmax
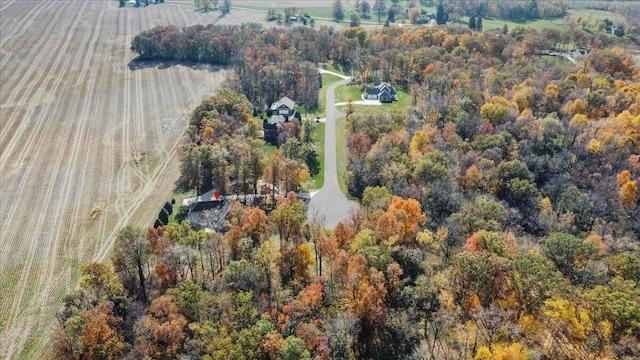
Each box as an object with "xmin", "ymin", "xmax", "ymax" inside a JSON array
[{"xmin": 2, "ymin": 3, "xmax": 95, "ymax": 354}]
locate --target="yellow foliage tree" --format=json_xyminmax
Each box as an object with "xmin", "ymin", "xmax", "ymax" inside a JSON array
[{"xmin": 410, "ymin": 130, "xmax": 430, "ymax": 155}]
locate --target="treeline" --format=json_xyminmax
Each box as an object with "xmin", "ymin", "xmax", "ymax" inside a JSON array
[
  {"xmin": 329, "ymin": 24, "xmax": 621, "ymax": 92},
  {"xmin": 446, "ymin": 0, "xmax": 567, "ymax": 21},
  {"xmin": 130, "ymin": 24, "xmax": 331, "ymax": 110}
]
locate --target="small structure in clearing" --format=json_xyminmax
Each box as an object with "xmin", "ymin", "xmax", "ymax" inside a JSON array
[{"xmin": 364, "ymin": 82, "xmax": 397, "ymax": 103}]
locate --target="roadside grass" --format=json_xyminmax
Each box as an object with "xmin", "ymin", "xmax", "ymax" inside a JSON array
[
  {"xmin": 310, "ymin": 121, "xmax": 325, "ymax": 189},
  {"xmin": 335, "ymin": 117, "xmax": 349, "ymax": 195},
  {"xmin": 318, "ymin": 73, "xmax": 344, "ymax": 117}
]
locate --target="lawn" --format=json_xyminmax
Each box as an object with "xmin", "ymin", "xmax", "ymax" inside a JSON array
[
  {"xmin": 309, "ymin": 121, "xmax": 325, "ymax": 189},
  {"xmin": 317, "ymin": 73, "xmax": 345, "ymax": 117},
  {"xmin": 335, "ymin": 116, "xmax": 349, "ymax": 195},
  {"xmin": 168, "ymin": 188, "xmax": 196, "ymax": 224},
  {"xmin": 335, "ymin": 83, "xmax": 364, "ymax": 103}
]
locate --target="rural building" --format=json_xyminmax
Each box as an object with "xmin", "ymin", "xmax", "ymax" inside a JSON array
[
  {"xmin": 264, "ymin": 96, "xmax": 296, "ymax": 145},
  {"xmin": 183, "ymin": 188, "xmax": 224, "ymax": 212},
  {"xmin": 269, "ymin": 96, "xmax": 295, "ymax": 119},
  {"xmin": 364, "ymin": 82, "xmax": 397, "ymax": 103}
]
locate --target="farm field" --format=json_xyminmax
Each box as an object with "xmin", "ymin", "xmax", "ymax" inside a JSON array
[{"xmin": 0, "ymin": 1, "xmax": 228, "ymax": 358}]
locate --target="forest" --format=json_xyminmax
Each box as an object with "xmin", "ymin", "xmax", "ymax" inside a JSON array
[{"xmin": 54, "ymin": 20, "xmax": 639, "ymax": 360}]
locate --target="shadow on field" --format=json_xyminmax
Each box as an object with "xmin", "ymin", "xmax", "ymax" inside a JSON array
[{"xmin": 127, "ymin": 59, "xmax": 224, "ymax": 72}]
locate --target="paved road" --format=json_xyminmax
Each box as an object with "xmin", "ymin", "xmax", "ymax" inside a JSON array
[{"xmin": 307, "ymin": 77, "xmax": 359, "ymax": 229}]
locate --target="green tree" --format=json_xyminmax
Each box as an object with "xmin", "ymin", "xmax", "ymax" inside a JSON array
[
  {"xmin": 451, "ymin": 250, "xmax": 509, "ymax": 307},
  {"xmin": 449, "ymin": 196, "xmax": 506, "ymax": 238},
  {"xmin": 509, "ymin": 252, "xmax": 563, "ymax": 316},
  {"xmin": 281, "ymin": 336, "xmax": 311, "ymax": 360},
  {"xmin": 541, "ymin": 233, "xmax": 598, "ymax": 285},
  {"xmin": 111, "ymin": 225, "xmax": 151, "ymax": 302},
  {"xmin": 350, "ymin": 13, "xmax": 361, "ymax": 27},
  {"xmin": 606, "ymin": 252, "xmax": 640, "ymax": 285},
  {"xmin": 332, "ymin": 0, "xmax": 344, "ymax": 20},
  {"xmin": 468, "ymin": 16, "xmax": 476, "ymax": 30},
  {"xmin": 436, "ymin": 0, "xmax": 448, "ymax": 25},
  {"xmin": 221, "ymin": 0, "xmax": 231, "ymax": 15},
  {"xmin": 362, "ymin": 185, "xmax": 392, "ymax": 211},
  {"xmin": 373, "ymin": 0, "xmax": 387, "ymax": 23},
  {"xmin": 269, "ymin": 199, "xmax": 307, "ymax": 247},
  {"xmin": 587, "ymin": 277, "xmax": 640, "ymax": 338}
]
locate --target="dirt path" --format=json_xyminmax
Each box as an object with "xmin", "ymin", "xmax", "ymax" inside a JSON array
[
  {"xmin": 307, "ymin": 78, "xmax": 359, "ymax": 229},
  {"xmin": 0, "ymin": 2, "xmax": 226, "ymax": 358}
]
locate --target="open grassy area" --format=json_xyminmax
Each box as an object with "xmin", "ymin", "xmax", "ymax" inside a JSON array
[
  {"xmin": 309, "ymin": 121, "xmax": 325, "ymax": 189},
  {"xmin": 319, "ymin": 62, "xmax": 347, "ymax": 74},
  {"xmin": 451, "ymin": 16, "xmax": 564, "ymax": 33},
  {"xmin": 168, "ymin": 188, "xmax": 197, "ymax": 224},
  {"xmin": 566, "ymin": 8, "xmax": 627, "ymax": 24},
  {"xmin": 335, "ymin": 83, "xmax": 364, "ymax": 103}
]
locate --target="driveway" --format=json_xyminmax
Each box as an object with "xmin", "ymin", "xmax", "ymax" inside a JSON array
[{"xmin": 307, "ymin": 77, "xmax": 359, "ymax": 229}]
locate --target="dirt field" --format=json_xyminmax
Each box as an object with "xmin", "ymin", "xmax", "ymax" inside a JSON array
[{"xmin": 0, "ymin": 1, "xmax": 229, "ymax": 358}]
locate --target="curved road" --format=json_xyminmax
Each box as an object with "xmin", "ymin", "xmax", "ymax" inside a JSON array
[{"xmin": 307, "ymin": 75, "xmax": 359, "ymax": 229}]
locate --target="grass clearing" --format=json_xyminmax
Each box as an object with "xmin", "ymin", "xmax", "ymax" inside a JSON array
[
  {"xmin": 452, "ymin": 17, "xmax": 564, "ymax": 32},
  {"xmin": 335, "ymin": 116, "xmax": 349, "ymax": 196},
  {"xmin": 566, "ymin": 8, "xmax": 627, "ymax": 24},
  {"xmin": 318, "ymin": 73, "xmax": 344, "ymax": 117},
  {"xmin": 310, "ymin": 121, "xmax": 325, "ymax": 189},
  {"xmin": 335, "ymin": 83, "xmax": 364, "ymax": 103},
  {"xmin": 168, "ymin": 188, "xmax": 196, "ymax": 224}
]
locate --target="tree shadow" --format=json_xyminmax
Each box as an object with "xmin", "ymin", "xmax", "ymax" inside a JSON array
[{"xmin": 127, "ymin": 58, "xmax": 224, "ymax": 72}]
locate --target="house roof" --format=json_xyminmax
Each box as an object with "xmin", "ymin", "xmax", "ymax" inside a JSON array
[
  {"xmin": 377, "ymin": 84, "xmax": 396, "ymax": 94},
  {"xmin": 268, "ymin": 115, "xmax": 286, "ymax": 125},
  {"xmin": 379, "ymin": 89, "xmax": 392, "ymax": 98},
  {"xmin": 270, "ymin": 96, "xmax": 295, "ymax": 111},
  {"xmin": 375, "ymin": 82, "xmax": 394, "ymax": 90},
  {"xmin": 366, "ymin": 82, "xmax": 396, "ymax": 97},
  {"xmin": 183, "ymin": 188, "xmax": 222, "ymax": 206}
]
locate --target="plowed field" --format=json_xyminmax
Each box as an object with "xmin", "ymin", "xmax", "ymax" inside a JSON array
[{"xmin": 0, "ymin": 1, "xmax": 227, "ymax": 357}]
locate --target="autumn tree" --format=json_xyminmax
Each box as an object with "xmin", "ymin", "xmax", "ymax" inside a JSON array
[
  {"xmin": 53, "ymin": 301, "xmax": 129, "ymax": 360},
  {"xmin": 451, "ymin": 250, "xmax": 509, "ymax": 308},
  {"xmin": 112, "ymin": 225, "xmax": 151, "ymax": 302},
  {"xmin": 134, "ymin": 295, "xmax": 188, "ymax": 359}
]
